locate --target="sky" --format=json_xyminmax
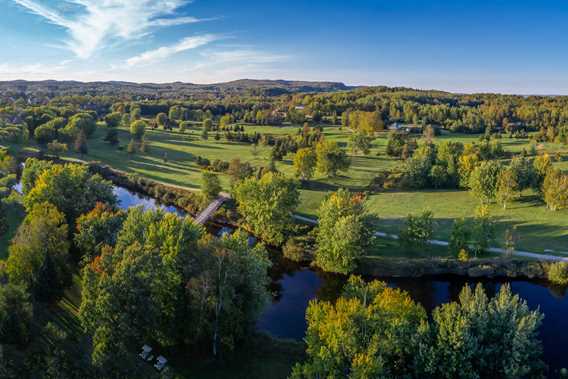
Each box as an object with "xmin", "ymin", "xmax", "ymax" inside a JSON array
[{"xmin": 0, "ymin": 0, "xmax": 567, "ymax": 94}]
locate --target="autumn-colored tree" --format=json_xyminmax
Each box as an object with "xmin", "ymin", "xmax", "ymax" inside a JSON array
[{"xmin": 293, "ymin": 147, "xmax": 317, "ymax": 180}]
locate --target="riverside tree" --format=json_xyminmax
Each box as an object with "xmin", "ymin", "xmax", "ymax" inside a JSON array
[
  {"xmin": 293, "ymin": 277, "xmax": 545, "ymax": 379},
  {"xmin": 201, "ymin": 171, "xmax": 222, "ymax": 201},
  {"xmin": 314, "ymin": 189, "xmax": 368, "ymax": 274},
  {"xmin": 400, "ymin": 210, "xmax": 434, "ymax": 252},
  {"xmin": 74, "ymin": 203, "xmax": 126, "ymax": 262},
  {"xmin": 234, "ymin": 172, "xmax": 299, "ymax": 245},
  {"xmin": 23, "ymin": 161, "xmax": 116, "ymax": 226},
  {"xmin": 420, "ymin": 284, "xmax": 544, "ymax": 379},
  {"xmin": 6, "ymin": 203, "xmax": 70, "ymax": 300},
  {"xmin": 80, "ymin": 208, "xmax": 202, "ymax": 369},
  {"xmin": 291, "ymin": 276, "xmax": 427, "ymax": 379}
]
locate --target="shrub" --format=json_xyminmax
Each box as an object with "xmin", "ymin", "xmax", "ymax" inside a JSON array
[
  {"xmin": 283, "ymin": 237, "xmax": 310, "ymax": 262},
  {"xmin": 548, "ymin": 262, "xmax": 568, "ymax": 286},
  {"xmin": 458, "ymin": 249, "xmax": 470, "ymax": 262}
]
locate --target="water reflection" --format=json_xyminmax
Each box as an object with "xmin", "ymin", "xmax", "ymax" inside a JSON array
[
  {"xmin": 257, "ymin": 264, "xmax": 568, "ymax": 376},
  {"xmin": 113, "ymin": 186, "xmax": 185, "ymax": 216}
]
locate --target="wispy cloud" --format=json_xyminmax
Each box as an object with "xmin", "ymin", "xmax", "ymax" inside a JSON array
[
  {"xmin": 201, "ymin": 49, "xmax": 289, "ymax": 64},
  {"xmin": 11, "ymin": 0, "xmax": 209, "ymax": 59},
  {"xmin": 126, "ymin": 34, "xmax": 221, "ymax": 67},
  {"xmin": 0, "ymin": 62, "xmax": 69, "ymax": 75}
]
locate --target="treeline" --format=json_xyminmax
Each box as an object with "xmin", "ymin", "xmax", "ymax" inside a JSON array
[{"xmin": 372, "ymin": 131, "xmax": 568, "ymax": 211}]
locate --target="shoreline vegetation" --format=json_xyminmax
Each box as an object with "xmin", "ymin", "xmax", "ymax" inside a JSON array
[{"xmin": 15, "ymin": 151, "xmax": 560, "ymax": 282}]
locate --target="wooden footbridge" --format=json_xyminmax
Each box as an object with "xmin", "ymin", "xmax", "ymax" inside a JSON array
[{"xmin": 194, "ymin": 192, "xmax": 231, "ymax": 225}]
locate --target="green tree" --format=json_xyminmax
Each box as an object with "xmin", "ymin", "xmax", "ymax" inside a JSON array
[
  {"xmin": 234, "ymin": 172, "xmax": 299, "ymax": 245},
  {"xmin": 46, "ymin": 140, "xmax": 68, "ymax": 158},
  {"xmin": 548, "ymin": 262, "xmax": 568, "ymax": 286},
  {"xmin": 65, "ymin": 113, "xmax": 96, "ymax": 139},
  {"xmin": 227, "ymin": 158, "xmax": 254, "ymax": 185},
  {"xmin": 20, "ymin": 158, "xmax": 53, "ymax": 194},
  {"xmin": 74, "ymin": 203, "xmax": 126, "ymax": 263},
  {"xmin": 349, "ymin": 131, "xmax": 372, "ymax": 155},
  {"xmin": 168, "ymin": 105, "xmax": 186, "ymax": 121},
  {"xmin": 6, "ymin": 203, "xmax": 70, "ymax": 299},
  {"xmin": 23, "ymin": 162, "xmax": 116, "ymax": 226},
  {"xmin": 449, "ymin": 218, "xmax": 471, "ymax": 256},
  {"xmin": 0, "ymin": 283, "xmax": 33, "ymax": 346},
  {"xmin": 34, "ymin": 122, "xmax": 58, "ymax": 145},
  {"xmin": 219, "ymin": 114, "xmax": 232, "ymax": 129},
  {"xmin": 201, "ymin": 171, "xmax": 222, "ymax": 202},
  {"xmin": 496, "ymin": 168, "xmax": 520, "ymax": 209},
  {"xmin": 470, "ymin": 205, "xmax": 496, "ymax": 256},
  {"xmin": 315, "ymin": 139, "xmax": 350, "ymax": 177},
  {"xmin": 80, "ymin": 208, "xmax": 202, "ymax": 368},
  {"xmin": 400, "ymin": 210, "xmax": 434, "ymax": 251},
  {"xmin": 468, "ymin": 160, "xmax": 503, "ymax": 203},
  {"xmin": 156, "ymin": 112, "xmax": 168, "ymax": 128},
  {"xmin": 542, "ymin": 169, "xmax": 568, "ymax": 211},
  {"xmin": 129, "ymin": 120, "xmax": 147, "ymax": 141},
  {"xmin": 293, "ymin": 147, "xmax": 316, "ymax": 180},
  {"xmin": 314, "ymin": 190, "xmax": 368, "ymax": 274},
  {"xmin": 419, "ymin": 284, "xmax": 544, "ymax": 379},
  {"xmin": 74, "ymin": 129, "xmax": 88, "ymax": 156},
  {"xmin": 186, "ymin": 231, "xmax": 271, "ymax": 357},
  {"xmin": 292, "ymin": 276, "xmax": 427, "ymax": 379},
  {"xmin": 104, "ymin": 112, "xmax": 122, "ymax": 128}
]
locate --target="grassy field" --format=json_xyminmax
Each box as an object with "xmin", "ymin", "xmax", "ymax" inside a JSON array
[{"xmin": 4, "ymin": 123, "xmax": 568, "ymax": 254}]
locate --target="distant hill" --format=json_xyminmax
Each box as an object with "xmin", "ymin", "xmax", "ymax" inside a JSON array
[{"xmin": 0, "ymin": 79, "xmax": 353, "ymax": 99}]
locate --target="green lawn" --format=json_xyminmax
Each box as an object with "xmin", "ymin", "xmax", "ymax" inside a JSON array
[{"xmin": 4, "ymin": 123, "xmax": 568, "ymax": 255}]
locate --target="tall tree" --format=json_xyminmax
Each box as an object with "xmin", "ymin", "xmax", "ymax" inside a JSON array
[
  {"xmin": 315, "ymin": 139, "xmax": 350, "ymax": 177},
  {"xmin": 293, "ymin": 147, "xmax": 317, "ymax": 180},
  {"xmin": 6, "ymin": 203, "xmax": 70, "ymax": 299},
  {"xmin": 292, "ymin": 276, "xmax": 427, "ymax": 379},
  {"xmin": 314, "ymin": 189, "xmax": 368, "ymax": 274},
  {"xmin": 234, "ymin": 172, "xmax": 299, "ymax": 245},
  {"xmin": 23, "ymin": 162, "xmax": 116, "ymax": 226}
]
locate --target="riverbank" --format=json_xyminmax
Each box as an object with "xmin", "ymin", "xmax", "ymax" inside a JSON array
[
  {"xmin": 12, "ymin": 152, "xmax": 564, "ymax": 282},
  {"xmin": 358, "ymin": 256, "xmax": 553, "ymax": 279}
]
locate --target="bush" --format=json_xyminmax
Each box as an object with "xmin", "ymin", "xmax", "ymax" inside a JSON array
[
  {"xmin": 548, "ymin": 262, "xmax": 568, "ymax": 286},
  {"xmin": 283, "ymin": 237, "xmax": 312, "ymax": 262}
]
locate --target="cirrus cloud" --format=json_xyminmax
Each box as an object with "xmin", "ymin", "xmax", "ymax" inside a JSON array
[
  {"xmin": 11, "ymin": 0, "xmax": 209, "ymax": 59},
  {"xmin": 126, "ymin": 34, "xmax": 221, "ymax": 67}
]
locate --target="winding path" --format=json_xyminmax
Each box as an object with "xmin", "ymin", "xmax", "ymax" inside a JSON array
[{"xmin": 292, "ymin": 215, "xmax": 568, "ymax": 262}]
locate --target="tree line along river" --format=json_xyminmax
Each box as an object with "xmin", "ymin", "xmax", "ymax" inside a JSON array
[{"xmin": 84, "ymin": 184, "xmax": 568, "ymax": 377}]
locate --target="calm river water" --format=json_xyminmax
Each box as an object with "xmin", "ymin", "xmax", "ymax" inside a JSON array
[{"xmin": 107, "ymin": 186, "xmax": 568, "ymax": 377}]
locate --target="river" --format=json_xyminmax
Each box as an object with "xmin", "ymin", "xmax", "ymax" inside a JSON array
[{"xmin": 67, "ymin": 184, "xmax": 568, "ymax": 377}]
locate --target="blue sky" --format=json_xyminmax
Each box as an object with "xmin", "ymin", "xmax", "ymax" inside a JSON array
[{"xmin": 0, "ymin": 0, "xmax": 567, "ymax": 94}]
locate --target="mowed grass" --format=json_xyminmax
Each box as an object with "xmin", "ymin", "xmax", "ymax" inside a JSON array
[{"xmin": 5, "ymin": 124, "xmax": 568, "ymax": 254}]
